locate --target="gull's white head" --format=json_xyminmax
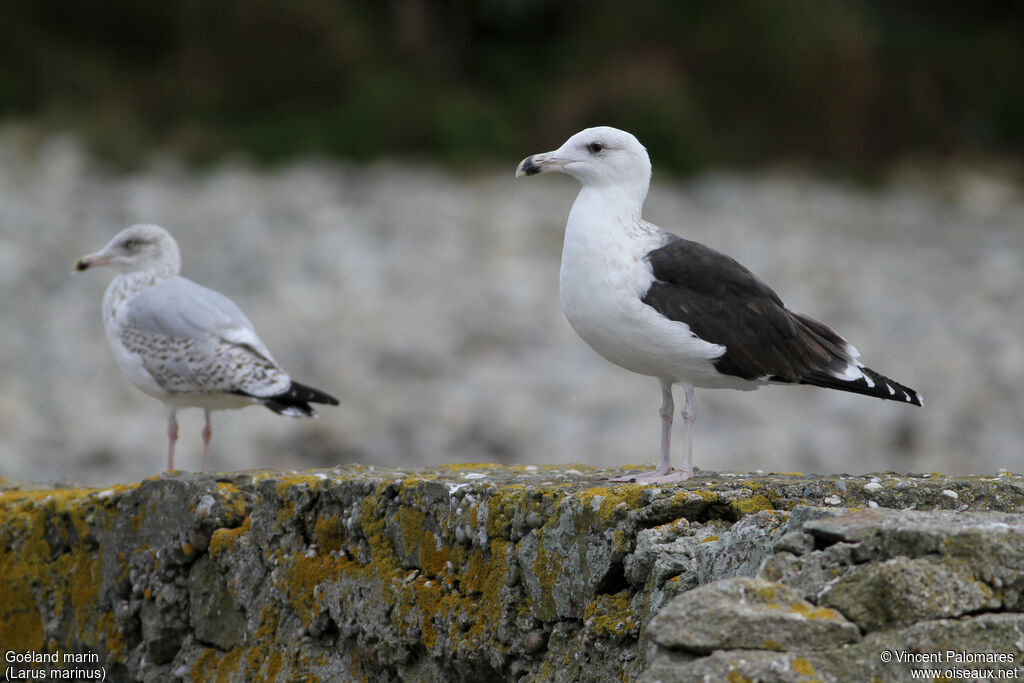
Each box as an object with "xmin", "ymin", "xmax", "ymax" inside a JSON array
[
  {"xmin": 516, "ymin": 126, "xmax": 652, "ymax": 196},
  {"xmin": 75, "ymin": 224, "xmax": 182, "ymax": 276}
]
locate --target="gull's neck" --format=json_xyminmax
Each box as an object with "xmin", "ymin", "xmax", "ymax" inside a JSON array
[
  {"xmin": 566, "ymin": 182, "xmax": 649, "ymax": 243},
  {"xmin": 118, "ymin": 264, "xmax": 176, "ymax": 289},
  {"xmin": 102, "ymin": 269, "xmax": 169, "ymax": 322}
]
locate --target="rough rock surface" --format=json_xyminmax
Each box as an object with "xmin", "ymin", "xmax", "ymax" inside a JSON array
[
  {"xmin": 2, "ymin": 466, "xmax": 1024, "ymax": 682},
  {"xmin": 645, "ymin": 577, "xmax": 860, "ymax": 653}
]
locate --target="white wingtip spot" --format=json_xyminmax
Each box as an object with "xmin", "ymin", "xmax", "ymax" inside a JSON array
[
  {"xmin": 839, "ymin": 362, "xmax": 863, "ymax": 382},
  {"xmin": 887, "ymin": 384, "xmax": 895, "ymax": 395}
]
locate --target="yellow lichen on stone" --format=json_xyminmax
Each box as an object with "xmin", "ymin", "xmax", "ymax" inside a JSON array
[
  {"xmin": 68, "ymin": 548, "xmax": 106, "ymax": 642},
  {"xmin": 237, "ymin": 608, "xmax": 286, "ymax": 681},
  {"xmin": 761, "ymin": 639, "xmax": 785, "ymax": 650},
  {"xmin": 353, "ymin": 491, "xmax": 456, "ymax": 658},
  {"xmin": 216, "ymin": 647, "xmax": 244, "ymax": 680},
  {"xmin": 731, "ymin": 494, "xmax": 774, "ymax": 516},
  {"xmin": 312, "ymin": 514, "xmax": 346, "ymax": 555},
  {"xmin": 635, "ymin": 487, "xmax": 720, "ymax": 522},
  {"xmin": 98, "ymin": 611, "xmax": 126, "ymax": 664},
  {"xmin": 262, "ymin": 648, "xmax": 285, "ymax": 682},
  {"xmin": 727, "ymin": 668, "xmax": 754, "ymax": 683},
  {"xmin": 483, "ymin": 485, "xmax": 529, "ymax": 539},
  {"xmin": 529, "ymin": 534, "xmax": 560, "ymax": 620},
  {"xmin": 190, "ymin": 648, "xmax": 221, "ymax": 682},
  {"xmin": 405, "ymin": 574, "xmax": 447, "ymax": 650},
  {"xmin": 208, "ymin": 515, "xmax": 251, "ymax": 560},
  {"xmin": 0, "ymin": 487, "xmax": 113, "ymax": 652},
  {"xmin": 610, "ymin": 527, "xmax": 632, "ymax": 555},
  {"xmin": 750, "ymin": 582, "xmax": 778, "ymax": 602},
  {"xmin": 398, "ymin": 505, "xmax": 452, "ymax": 577},
  {"xmin": 583, "ymin": 591, "xmax": 638, "ymax": 639},
  {"xmin": 792, "ymin": 656, "xmax": 816, "ymax": 676},
  {"xmin": 975, "ymin": 579, "xmax": 996, "ymax": 601},
  {"xmin": 214, "ymin": 482, "xmax": 250, "ymax": 518},
  {"xmin": 129, "ymin": 505, "xmax": 145, "ymax": 532},
  {"xmin": 0, "ymin": 556, "xmax": 45, "ymax": 648},
  {"xmin": 437, "ymin": 462, "xmax": 503, "ymax": 474},
  {"xmin": 690, "ymin": 488, "xmax": 719, "ymax": 503},
  {"xmin": 789, "ymin": 601, "xmax": 842, "ymax": 621},
  {"xmin": 0, "ymin": 499, "xmax": 46, "ymax": 648},
  {"xmin": 282, "ymin": 553, "xmax": 352, "ymax": 628},
  {"xmin": 275, "ymin": 475, "xmax": 326, "ymax": 498},
  {"xmin": 276, "ymin": 498, "xmax": 297, "ymax": 528},
  {"xmin": 409, "ymin": 537, "xmax": 512, "ymax": 658},
  {"xmin": 578, "ymin": 485, "xmax": 644, "ymax": 522},
  {"xmin": 463, "ymin": 538, "xmax": 510, "ymax": 597}
]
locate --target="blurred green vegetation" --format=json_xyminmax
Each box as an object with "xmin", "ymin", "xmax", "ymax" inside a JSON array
[{"xmin": 1, "ymin": 0, "xmax": 1022, "ymax": 173}]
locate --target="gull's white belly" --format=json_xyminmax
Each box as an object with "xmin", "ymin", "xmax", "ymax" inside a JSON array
[{"xmin": 559, "ymin": 242, "xmax": 729, "ymax": 386}]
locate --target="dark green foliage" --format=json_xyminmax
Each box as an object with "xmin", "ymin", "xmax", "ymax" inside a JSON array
[{"xmin": 1, "ymin": 1, "xmax": 1021, "ymax": 172}]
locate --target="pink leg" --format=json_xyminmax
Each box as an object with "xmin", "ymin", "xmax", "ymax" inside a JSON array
[
  {"xmin": 166, "ymin": 407, "xmax": 178, "ymax": 471},
  {"xmin": 201, "ymin": 409, "xmax": 212, "ymax": 473},
  {"xmin": 607, "ymin": 379, "xmax": 696, "ymax": 484},
  {"xmin": 677, "ymin": 383, "xmax": 696, "ymax": 479}
]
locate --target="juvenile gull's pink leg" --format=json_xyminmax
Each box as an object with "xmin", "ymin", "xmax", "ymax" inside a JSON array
[
  {"xmin": 165, "ymin": 406, "xmax": 178, "ymax": 471},
  {"xmin": 201, "ymin": 409, "xmax": 213, "ymax": 473}
]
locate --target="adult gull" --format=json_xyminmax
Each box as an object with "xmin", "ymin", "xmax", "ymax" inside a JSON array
[
  {"xmin": 75, "ymin": 224, "xmax": 339, "ymax": 472},
  {"xmin": 516, "ymin": 127, "xmax": 921, "ymax": 483}
]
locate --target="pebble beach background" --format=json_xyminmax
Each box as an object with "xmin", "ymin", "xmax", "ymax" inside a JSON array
[{"xmin": 2, "ymin": 127, "xmax": 1022, "ymax": 486}]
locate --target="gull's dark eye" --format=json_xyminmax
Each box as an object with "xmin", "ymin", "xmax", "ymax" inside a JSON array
[
  {"xmin": 587, "ymin": 141, "xmax": 604, "ymax": 154},
  {"xmin": 124, "ymin": 239, "xmax": 138, "ymax": 250}
]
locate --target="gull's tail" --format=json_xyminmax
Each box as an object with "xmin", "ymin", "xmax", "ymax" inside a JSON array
[
  {"xmin": 779, "ymin": 311, "xmax": 922, "ymax": 407},
  {"xmin": 258, "ymin": 381, "xmax": 340, "ymax": 418},
  {"xmin": 800, "ymin": 366, "xmax": 922, "ymax": 406}
]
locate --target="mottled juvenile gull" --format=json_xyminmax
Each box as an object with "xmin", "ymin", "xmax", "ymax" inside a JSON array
[
  {"xmin": 516, "ymin": 127, "xmax": 921, "ymax": 483},
  {"xmin": 75, "ymin": 224, "xmax": 339, "ymax": 472}
]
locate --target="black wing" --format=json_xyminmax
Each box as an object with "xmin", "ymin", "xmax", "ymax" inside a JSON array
[{"xmin": 641, "ymin": 235, "xmax": 856, "ymax": 383}]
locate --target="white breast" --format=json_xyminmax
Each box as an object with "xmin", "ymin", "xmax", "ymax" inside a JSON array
[
  {"xmin": 102, "ymin": 274, "xmax": 170, "ymax": 400},
  {"xmin": 558, "ymin": 199, "xmax": 730, "ymax": 387}
]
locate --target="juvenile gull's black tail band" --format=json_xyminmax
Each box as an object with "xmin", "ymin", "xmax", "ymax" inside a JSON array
[{"xmin": 235, "ymin": 381, "xmax": 339, "ymax": 417}]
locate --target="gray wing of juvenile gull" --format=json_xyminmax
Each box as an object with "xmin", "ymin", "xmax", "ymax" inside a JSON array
[{"xmin": 120, "ymin": 277, "xmax": 290, "ymax": 398}]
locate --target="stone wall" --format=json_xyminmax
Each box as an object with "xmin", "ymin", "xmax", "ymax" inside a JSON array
[{"xmin": 2, "ymin": 466, "xmax": 1023, "ymax": 682}]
